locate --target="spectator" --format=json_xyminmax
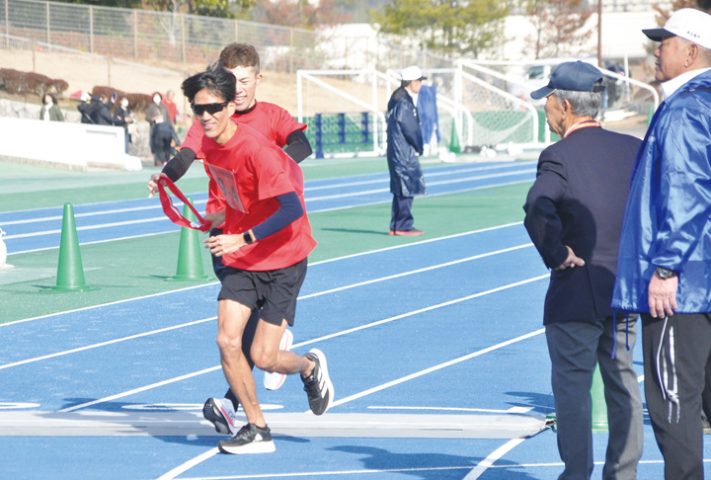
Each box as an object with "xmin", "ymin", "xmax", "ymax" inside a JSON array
[
  {"xmin": 91, "ymin": 94, "xmax": 114, "ymax": 126},
  {"xmin": 77, "ymin": 92, "xmax": 94, "ymax": 124},
  {"xmin": 113, "ymin": 96, "xmax": 134, "ymax": 153},
  {"xmin": 162, "ymin": 89, "xmax": 178, "ymax": 124},
  {"xmin": 386, "ymin": 65, "xmax": 426, "ymax": 236},
  {"xmin": 524, "ymin": 61, "xmax": 643, "ymax": 480},
  {"xmin": 150, "ymin": 114, "xmax": 180, "ymax": 166},
  {"xmin": 612, "ymin": 9, "xmax": 711, "ymax": 479},
  {"xmin": 39, "ymin": 93, "xmax": 64, "ymax": 122},
  {"xmin": 146, "ymin": 91, "xmax": 169, "ymax": 126}
]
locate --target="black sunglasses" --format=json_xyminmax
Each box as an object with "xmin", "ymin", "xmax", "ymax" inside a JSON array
[{"xmin": 191, "ymin": 102, "xmax": 228, "ymax": 116}]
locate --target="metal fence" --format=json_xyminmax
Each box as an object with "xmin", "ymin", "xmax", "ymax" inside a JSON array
[{"xmin": 0, "ymin": 0, "xmax": 319, "ymax": 72}]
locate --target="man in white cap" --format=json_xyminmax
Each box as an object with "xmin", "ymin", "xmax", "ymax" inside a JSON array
[
  {"xmin": 612, "ymin": 8, "xmax": 711, "ymax": 480},
  {"xmin": 385, "ymin": 65, "xmax": 426, "ymax": 236}
]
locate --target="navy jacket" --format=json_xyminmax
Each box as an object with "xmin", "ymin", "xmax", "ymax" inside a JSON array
[
  {"xmin": 386, "ymin": 87, "xmax": 425, "ymax": 197},
  {"xmin": 523, "ymin": 127, "xmax": 641, "ymax": 324}
]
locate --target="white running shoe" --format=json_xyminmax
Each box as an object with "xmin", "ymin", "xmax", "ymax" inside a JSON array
[
  {"xmin": 203, "ymin": 397, "xmax": 240, "ymax": 436},
  {"xmin": 263, "ymin": 328, "xmax": 294, "ymax": 391}
]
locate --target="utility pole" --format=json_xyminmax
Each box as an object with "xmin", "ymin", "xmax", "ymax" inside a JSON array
[{"xmin": 597, "ymin": 0, "xmax": 603, "ymax": 67}]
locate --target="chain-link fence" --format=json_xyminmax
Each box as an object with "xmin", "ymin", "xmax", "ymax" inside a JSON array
[{"xmin": 0, "ymin": 0, "xmax": 320, "ymax": 72}]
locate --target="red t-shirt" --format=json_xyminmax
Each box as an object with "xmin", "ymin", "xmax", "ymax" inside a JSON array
[
  {"xmin": 200, "ymin": 122, "xmax": 316, "ymax": 271},
  {"xmin": 182, "ymin": 101, "xmax": 307, "ymax": 215}
]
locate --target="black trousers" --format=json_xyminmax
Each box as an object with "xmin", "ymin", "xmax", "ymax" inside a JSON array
[
  {"xmin": 390, "ymin": 195, "xmax": 414, "ymax": 232},
  {"xmin": 642, "ymin": 313, "xmax": 711, "ymax": 480}
]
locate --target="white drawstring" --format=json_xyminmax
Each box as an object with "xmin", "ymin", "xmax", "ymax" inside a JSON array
[{"xmin": 655, "ymin": 316, "xmax": 681, "ymax": 423}]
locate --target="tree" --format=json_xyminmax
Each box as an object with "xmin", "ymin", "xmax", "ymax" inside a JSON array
[
  {"xmin": 654, "ymin": 0, "xmax": 711, "ymax": 22},
  {"xmin": 374, "ymin": 0, "xmax": 508, "ymax": 58},
  {"xmin": 525, "ymin": 0, "xmax": 592, "ymax": 59},
  {"xmin": 248, "ymin": 0, "xmax": 354, "ymax": 27}
]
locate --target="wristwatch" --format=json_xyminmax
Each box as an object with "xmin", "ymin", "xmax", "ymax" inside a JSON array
[
  {"xmin": 243, "ymin": 231, "xmax": 254, "ymax": 245},
  {"xmin": 655, "ymin": 266, "xmax": 676, "ymax": 279}
]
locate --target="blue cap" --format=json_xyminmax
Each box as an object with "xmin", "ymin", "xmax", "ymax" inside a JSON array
[{"xmin": 530, "ymin": 61, "xmax": 604, "ymax": 100}]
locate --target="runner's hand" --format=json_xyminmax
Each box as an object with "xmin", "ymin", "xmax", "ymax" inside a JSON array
[
  {"xmin": 204, "ymin": 234, "xmax": 244, "ymax": 257},
  {"xmin": 204, "ymin": 210, "xmax": 225, "ymax": 230},
  {"xmin": 147, "ymin": 173, "xmax": 161, "ymax": 198}
]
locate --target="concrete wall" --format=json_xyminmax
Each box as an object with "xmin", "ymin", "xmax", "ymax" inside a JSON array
[{"xmin": 0, "ymin": 116, "xmax": 142, "ymax": 171}]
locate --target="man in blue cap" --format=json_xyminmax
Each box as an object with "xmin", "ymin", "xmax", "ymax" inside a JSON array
[
  {"xmin": 523, "ymin": 61, "xmax": 643, "ymax": 480},
  {"xmin": 612, "ymin": 8, "xmax": 711, "ymax": 479}
]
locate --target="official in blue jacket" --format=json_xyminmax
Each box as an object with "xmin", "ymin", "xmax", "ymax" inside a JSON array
[
  {"xmin": 612, "ymin": 9, "xmax": 711, "ymax": 479},
  {"xmin": 386, "ymin": 65, "xmax": 426, "ymax": 236}
]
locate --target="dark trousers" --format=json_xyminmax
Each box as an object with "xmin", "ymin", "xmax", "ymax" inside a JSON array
[
  {"xmin": 390, "ymin": 195, "xmax": 414, "ymax": 232},
  {"xmin": 703, "ymin": 355, "xmax": 711, "ymax": 422},
  {"xmin": 642, "ymin": 313, "xmax": 711, "ymax": 480},
  {"xmin": 546, "ymin": 318, "xmax": 643, "ymax": 480}
]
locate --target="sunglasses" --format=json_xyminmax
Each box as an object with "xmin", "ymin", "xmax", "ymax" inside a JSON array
[{"xmin": 191, "ymin": 102, "xmax": 228, "ymax": 116}]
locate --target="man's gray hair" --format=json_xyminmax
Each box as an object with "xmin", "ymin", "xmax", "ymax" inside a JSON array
[{"xmin": 552, "ymin": 89, "xmax": 601, "ymax": 118}]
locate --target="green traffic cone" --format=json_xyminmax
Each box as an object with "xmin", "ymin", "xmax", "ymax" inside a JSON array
[
  {"xmin": 448, "ymin": 121, "xmax": 461, "ymax": 154},
  {"xmin": 54, "ymin": 203, "xmax": 88, "ymax": 291},
  {"xmin": 591, "ymin": 362, "xmax": 608, "ymax": 432},
  {"xmin": 171, "ymin": 198, "xmax": 208, "ymax": 281}
]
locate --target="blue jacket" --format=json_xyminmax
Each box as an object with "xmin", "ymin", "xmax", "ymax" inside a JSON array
[
  {"xmin": 612, "ymin": 70, "xmax": 711, "ymax": 314},
  {"xmin": 417, "ymin": 84, "xmax": 439, "ymax": 145},
  {"xmin": 386, "ymin": 87, "xmax": 425, "ymax": 197}
]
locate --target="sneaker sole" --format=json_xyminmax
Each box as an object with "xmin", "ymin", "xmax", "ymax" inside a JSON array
[
  {"xmin": 202, "ymin": 398, "xmax": 233, "ymax": 435},
  {"xmin": 263, "ymin": 329, "xmax": 294, "ymax": 391},
  {"xmin": 218, "ymin": 439, "xmax": 276, "ymax": 455},
  {"xmin": 308, "ymin": 348, "xmax": 334, "ymax": 415}
]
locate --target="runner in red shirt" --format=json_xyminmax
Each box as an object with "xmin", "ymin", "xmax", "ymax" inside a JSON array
[
  {"xmin": 147, "ymin": 44, "xmax": 311, "ymax": 429},
  {"xmin": 180, "ymin": 64, "xmax": 333, "ymax": 454}
]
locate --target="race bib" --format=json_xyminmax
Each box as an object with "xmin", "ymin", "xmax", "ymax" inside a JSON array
[{"xmin": 207, "ymin": 163, "xmax": 246, "ymax": 213}]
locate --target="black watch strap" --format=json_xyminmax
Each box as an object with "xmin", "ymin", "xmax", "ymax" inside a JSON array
[
  {"xmin": 243, "ymin": 231, "xmax": 254, "ymax": 245},
  {"xmin": 655, "ymin": 266, "xmax": 676, "ymax": 279}
]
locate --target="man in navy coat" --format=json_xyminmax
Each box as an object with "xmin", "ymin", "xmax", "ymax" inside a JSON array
[
  {"xmin": 386, "ymin": 65, "xmax": 426, "ymax": 236},
  {"xmin": 523, "ymin": 61, "xmax": 643, "ymax": 480}
]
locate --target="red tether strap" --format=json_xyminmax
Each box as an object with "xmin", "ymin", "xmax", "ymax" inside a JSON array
[{"xmin": 156, "ymin": 173, "xmax": 211, "ymax": 232}]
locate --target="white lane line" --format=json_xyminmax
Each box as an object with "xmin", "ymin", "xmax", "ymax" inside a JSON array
[
  {"xmin": 328, "ymin": 325, "xmax": 547, "ymax": 410},
  {"xmin": 166, "ymin": 459, "xmax": 705, "ymax": 480},
  {"xmin": 5, "ymin": 178, "xmax": 531, "ymax": 255},
  {"xmin": 59, "ymin": 366, "xmax": 222, "ymax": 413},
  {"xmin": 304, "ymin": 162, "xmax": 532, "ymax": 192},
  {"xmin": 155, "ymin": 448, "xmax": 220, "ymax": 480},
  {"xmin": 0, "ymin": 317, "xmax": 215, "ymax": 371},
  {"xmin": 462, "ymin": 341, "xmax": 650, "ymax": 479},
  {"xmin": 2, "ymin": 222, "xmax": 524, "ymax": 327},
  {"xmin": 463, "ymin": 438, "xmax": 526, "ymax": 480},
  {"xmin": 367, "ymin": 406, "xmax": 534, "ymax": 414},
  {"xmin": 304, "ymin": 169, "xmax": 534, "ymax": 202},
  {"xmin": 299, "ymin": 243, "xmax": 533, "ymax": 300},
  {"xmin": 0, "ymin": 199, "xmax": 206, "ymax": 227},
  {"xmin": 58, "ymin": 274, "xmax": 548, "ymax": 413},
  {"xmin": 0, "ymin": 282, "xmax": 219, "ymax": 328},
  {"xmin": 5, "ymin": 215, "xmax": 171, "ymax": 240},
  {"xmin": 0, "ymin": 244, "xmax": 535, "ymax": 370}
]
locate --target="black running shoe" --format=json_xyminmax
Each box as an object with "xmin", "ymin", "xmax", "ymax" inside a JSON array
[
  {"xmin": 202, "ymin": 397, "xmax": 239, "ymax": 436},
  {"xmin": 218, "ymin": 423, "xmax": 275, "ymax": 454},
  {"xmin": 301, "ymin": 348, "xmax": 334, "ymax": 415}
]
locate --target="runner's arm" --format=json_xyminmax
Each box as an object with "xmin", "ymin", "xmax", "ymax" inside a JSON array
[
  {"xmin": 283, "ymin": 130, "xmax": 312, "ymax": 163},
  {"xmin": 252, "ymin": 192, "xmax": 303, "ymax": 240},
  {"xmin": 161, "ymin": 148, "xmax": 196, "ymax": 181}
]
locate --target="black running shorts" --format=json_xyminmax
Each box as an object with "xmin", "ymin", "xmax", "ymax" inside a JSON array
[{"xmin": 217, "ymin": 258, "xmax": 307, "ymax": 326}]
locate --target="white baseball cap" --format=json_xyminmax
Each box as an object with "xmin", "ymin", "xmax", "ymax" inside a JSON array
[
  {"xmin": 401, "ymin": 66, "xmax": 427, "ymax": 82},
  {"xmin": 643, "ymin": 8, "xmax": 711, "ymax": 49}
]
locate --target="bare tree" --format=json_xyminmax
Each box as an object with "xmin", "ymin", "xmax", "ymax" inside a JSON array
[{"xmin": 526, "ymin": 0, "xmax": 592, "ymax": 59}]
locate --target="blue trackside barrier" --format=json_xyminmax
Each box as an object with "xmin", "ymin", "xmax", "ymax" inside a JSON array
[{"xmin": 304, "ymin": 112, "xmax": 375, "ymax": 158}]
